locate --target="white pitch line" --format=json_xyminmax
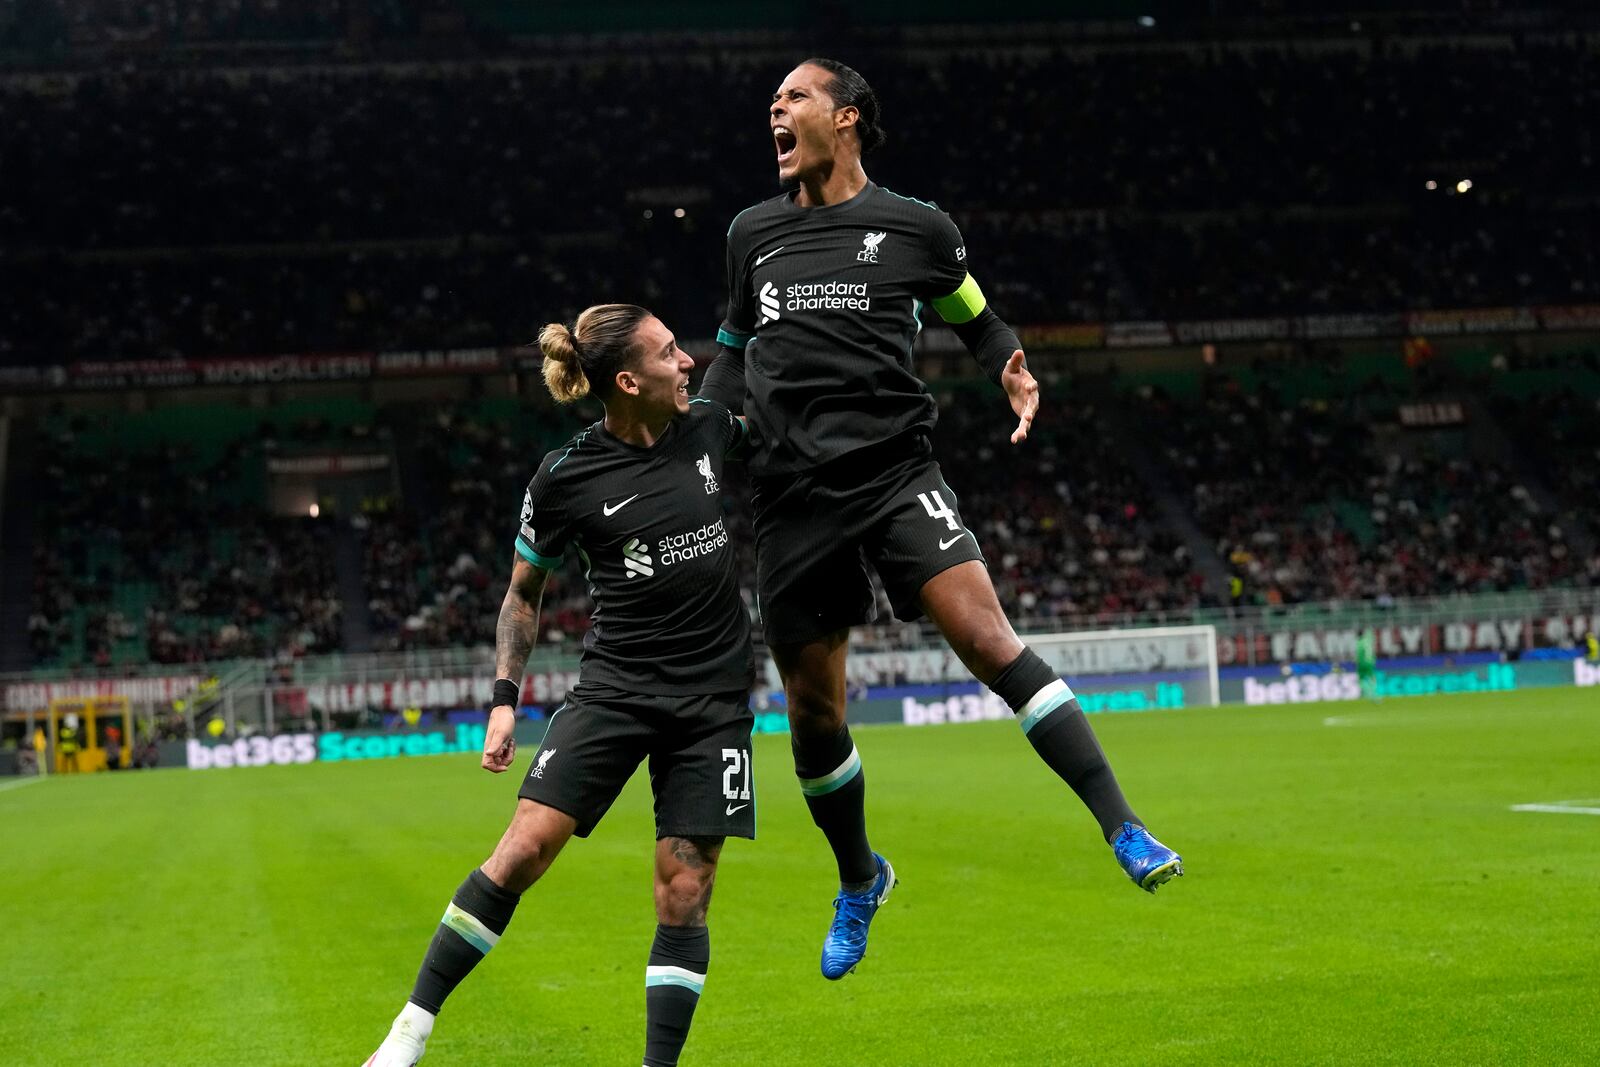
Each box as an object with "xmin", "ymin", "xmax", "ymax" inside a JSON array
[
  {"xmin": 0, "ymin": 775, "xmax": 47, "ymax": 795},
  {"xmin": 1510, "ymin": 800, "xmax": 1600, "ymax": 816}
]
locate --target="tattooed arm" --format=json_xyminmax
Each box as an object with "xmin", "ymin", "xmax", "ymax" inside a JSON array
[
  {"xmin": 496, "ymin": 558, "xmax": 550, "ymax": 682},
  {"xmin": 483, "ymin": 558, "xmax": 552, "ymax": 772}
]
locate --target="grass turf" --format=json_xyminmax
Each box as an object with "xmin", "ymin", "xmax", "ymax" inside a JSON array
[{"xmin": 3, "ymin": 687, "xmax": 1598, "ymax": 1065}]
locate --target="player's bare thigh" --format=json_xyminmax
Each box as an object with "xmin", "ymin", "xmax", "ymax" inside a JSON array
[
  {"xmin": 770, "ymin": 629, "xmax": 851, "ymax": 738},
  {"xmin": 481, "ymin": 798, "xmax": 578, "ymax": 893},
  {"xmin": 918, "ymin": 560, "xmax": 1025, "ymax": 685}
]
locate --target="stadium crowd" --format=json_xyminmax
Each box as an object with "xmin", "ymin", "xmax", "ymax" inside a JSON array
[
  {"xmin": 934, "ymin": 388, "xmax": 1204, "ymax": 622},
  {"xmin": 28, "ymin": 416, "xmax": 344, "ymax": 667},
  {"xmin": 1133, "ymin": 373, "xmax": 1595, "ymax": 606},
  {"xmin": 2, "ymin": 40, "xmax": 1597, "ymax": 363},
  {"xmin": 24, "ymin": 353, "xmax": 1600, "ymax": 670},
  {"xmin": 359, "ymin": 401, "xmax": 595, "ymax": 652},
  {"xmin": 1484, "ymin": 350, "xmax": 1600, "ymax": 569},
  {"xmin": 1, "ymin": 0, "xmax": 424, "ymax": 49},
  {"xmin": 11, "ymin": 25, "xmax": 1600, "ymax": 669}
]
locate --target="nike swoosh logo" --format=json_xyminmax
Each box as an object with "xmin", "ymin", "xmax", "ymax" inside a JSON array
[
  {"xmin": 939, "ymin": 533, "xmax": 968, "ymax": 550},
  {"xmin": 602, "ymin": 494, "xmax": 640, "ymax": 516},
  {"xmin": 725, "ymin": 803, "xmax": 749, "ymax": 816},
  {"xmin": 754, "ymin": 246, "xmax": 785, "ymax": 266}
]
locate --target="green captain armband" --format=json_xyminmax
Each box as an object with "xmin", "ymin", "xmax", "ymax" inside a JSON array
[{"xmin": 929, "ymin": 274, "xmax": 987, "ymax": 325}]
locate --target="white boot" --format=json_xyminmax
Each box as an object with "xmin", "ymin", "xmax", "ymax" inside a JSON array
[{"xmin": 363, "ymin": 1003, "xmax": 433, "ymax": 1067}]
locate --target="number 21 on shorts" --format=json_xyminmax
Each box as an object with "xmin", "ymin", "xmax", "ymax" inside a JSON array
[
  {"xmin": 918, "ymin": 490, "xmax": 959, "ymax": 531},
  {"xmin": 720, "ymin": 748, "xmax": 752, "ymax": 801}
]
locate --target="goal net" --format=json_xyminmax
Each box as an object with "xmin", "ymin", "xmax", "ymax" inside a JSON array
[
  {"xmin": 771, "ymin": 623, "xmax": 1220, "ymax": 713},
  {"xmin": 1025, "ymin": 624, "xmax": 1220, "ymax": 709}
]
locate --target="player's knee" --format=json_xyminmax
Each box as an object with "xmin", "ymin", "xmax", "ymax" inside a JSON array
[
  {"xmin": 486, "ymin": 839, "xmax": 545, "ymax": 892},
  {"xmin": 784, "ymin": 683, "xmax": 845, "ymax": 734},
  {"xmin": 655, "ymin": 865, "xmax": 716, "ymax": 925},
  {"xmin": 944, "ymin": 617, "xmax": 1023, "ymax": 683},
  {"xmin": 654, "ymin": 836, "xmax": 720, "ymax": 924},
  {"xmin": 971, "ymin": 627, "xmax": 1026, "ymax": 680},
  {"xmin": 488, "ymin": 818, "xmax": 560, "ymax": 890}
]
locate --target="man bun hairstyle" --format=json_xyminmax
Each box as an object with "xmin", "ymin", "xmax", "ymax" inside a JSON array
[
  {"xmin": 804, "ymin": 57, "xmax": 886, "ymax": 154},
  {"xmin": 537, "ymin": 303, "xmax": 652, "ymax": 404}
]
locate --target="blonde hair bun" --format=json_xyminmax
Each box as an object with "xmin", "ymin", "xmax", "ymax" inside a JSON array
[{"xmin": 539, "ymin": 321, "xmax": 590, "ymax": 403}]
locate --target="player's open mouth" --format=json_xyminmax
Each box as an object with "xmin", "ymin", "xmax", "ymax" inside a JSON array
[{"xmin": 773, "ymin": 126, "xmax": 796, "ymax": 164}]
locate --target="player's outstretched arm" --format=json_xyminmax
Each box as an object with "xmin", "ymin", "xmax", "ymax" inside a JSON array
[
  {"xmin": 936, "ymin": 281, "xmax": 1036, "ymax": 446},
  {"xmin": 485, "ymin": 558, "xmax": 551, "ymax": 773},
  {"xmin": 920, "ymin": 205, "xmax": 1034, "ymax": 442}
]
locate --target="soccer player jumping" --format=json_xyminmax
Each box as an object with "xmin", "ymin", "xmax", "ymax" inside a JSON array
[
  {"xmin": 366, "ymin": 306, "xmax": 756, "ymax": 1066},
  {"xmin": 699, "ymin": 58, "xmax": 1183, "ymax": 981}
]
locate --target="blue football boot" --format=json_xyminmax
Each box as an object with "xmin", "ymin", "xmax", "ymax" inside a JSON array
[
  {"xmin": 820, "ymin": 853, "xmax": 897, "ymax": 980},
  {"xmin": 1111, "ymin": 822, "xmax": 1183, "ymax": 892}
]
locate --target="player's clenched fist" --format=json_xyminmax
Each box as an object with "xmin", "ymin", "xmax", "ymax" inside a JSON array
[{"xmin": 481, "ymin": 705, "xmax": 517, "ymax": 772}]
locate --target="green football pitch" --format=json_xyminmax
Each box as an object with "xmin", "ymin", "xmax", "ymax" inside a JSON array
[{"xmin": 4, "ymin": 687, "xmax": 1598, "ymax": 1065}]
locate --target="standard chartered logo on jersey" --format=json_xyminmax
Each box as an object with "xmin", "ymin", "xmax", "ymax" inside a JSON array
[
  {"xmin": 623, "ymin": 520, "xmax": 730, "ymax": 579},
  {"xmin": 760, "ymin": 280, "xmax": 871, "ymax": 325},
  {"xmin": 786, "ymin": 280, "xmax": 870, "ymax": 311},
  {"xmin": 622, "ymin": 538, "xmax": 654, "ymax": 578}
]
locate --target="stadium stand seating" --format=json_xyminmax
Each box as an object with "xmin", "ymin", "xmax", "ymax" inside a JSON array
[
  {"xmin": 933, "ymin": 385, "xmax": 1204, "ymax": 622},
  {"xmin": 27, "ymin": 406, "xmax": 349, "ymax": 668},
  {"xmin": 1481, "ymin": 346, "xmax": 1600, "ymax": 581},
  {"xmin": 7, "ymin": 18, "xmax": 1599, "ymax": 667},
  {"xmin": 2, "ymin": 38, "xmax": 1596, "ymax": 362},
  {"xmin": 1128, "ymin": 348, "xmax": 1600, "ymax": 606},
  {"xmin": 18, "ymin": 341, "xmax": 1598, "ymax": 668},
  {"xmin": 359, "ymin": 399, "xmax": 594, "ymax": 652}
]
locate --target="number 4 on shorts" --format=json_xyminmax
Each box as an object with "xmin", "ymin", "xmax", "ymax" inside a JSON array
[{"xmin": 917, "ymin": 490, "xmax": 959, "ymax": 531}]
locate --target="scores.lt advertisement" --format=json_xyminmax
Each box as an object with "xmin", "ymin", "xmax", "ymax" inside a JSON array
[
  {"xmin": 178, "ymin": 719, "xmax": 552, "ymax": 770},
  {"xmin": 172, "ymin": 655, "xmax": 1590, "ymax": 771}
]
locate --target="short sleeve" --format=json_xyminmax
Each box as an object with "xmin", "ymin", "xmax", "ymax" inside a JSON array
[
  {"xmin": 513, "ymin": 461, "xmax": 571, "ymax": 570},
  {"xmin": 717, "ymin": 214, "xmax": 756, "ymax": 351}
]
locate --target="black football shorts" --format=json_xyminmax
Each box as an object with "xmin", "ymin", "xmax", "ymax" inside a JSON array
[
  {"xmin": 517, "ymin": 681, "xmax": 755, "ymax": 840},
  {"xmin": 751, "ymin": 431, "xmax": 986, "ymax": 646}
]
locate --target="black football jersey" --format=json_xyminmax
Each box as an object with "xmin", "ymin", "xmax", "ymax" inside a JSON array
[
  {"xmin": 514, "ymin": 399, "xmax": 753, "ymax": 695},
  {"xmin": 717, "ymin": 182, "xmax": 971, "ymax": 476}
]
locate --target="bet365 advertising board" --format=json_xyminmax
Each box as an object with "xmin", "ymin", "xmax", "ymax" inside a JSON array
[{"xmin": 167, "ymin": 655, "xmax": 1592, "ymax": 770}]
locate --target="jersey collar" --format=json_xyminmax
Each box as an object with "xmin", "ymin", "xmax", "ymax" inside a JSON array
[{"xmin": 781, "ymin": 180, "xmax": 876, "ymax": 218}]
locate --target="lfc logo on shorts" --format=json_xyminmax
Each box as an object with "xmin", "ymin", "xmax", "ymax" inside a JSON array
[
  {"xmin": 696, "ymin": 453, "xmax": 718, "ymax": 494},
  {"xmin": 531, "ymin": 748, "xmax": 557, "ymax": 778}
]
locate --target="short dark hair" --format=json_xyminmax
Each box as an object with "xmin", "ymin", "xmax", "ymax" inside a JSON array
[{"xmin": 802, "ymin": 57, "xmax": 886, "ymax": 155}]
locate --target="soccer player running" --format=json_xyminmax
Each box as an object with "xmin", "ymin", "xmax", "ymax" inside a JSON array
[
  {"xmin": 366, "ymin": 305, "xmax": 756, "ymax": 1067},
  {"xmin": 698, "ymin": 58, "xmax": 1183, "ymax": 980}
]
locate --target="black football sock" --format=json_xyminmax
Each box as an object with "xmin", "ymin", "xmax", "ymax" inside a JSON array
[
  {"xmin": 793, "ymin": 725, "xmax": 877, "ymax": 886},
  {"xmin": 643, "ymin": 924, "xmax": 710, "ymax": 1067},
  {"xmin": 991, "ymin": 647, "xmax": 1141, "ymax": 840},
  {"xmin": 408, "ymin": 868, "xmax": 521, "ymax": 1014}
]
